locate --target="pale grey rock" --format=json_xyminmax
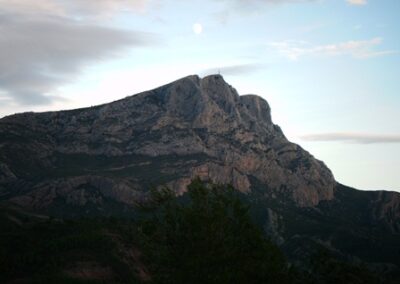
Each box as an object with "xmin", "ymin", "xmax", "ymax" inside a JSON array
[{"xmin": 265, "ymin": 208, "xmax": 285, "ymax": 245}]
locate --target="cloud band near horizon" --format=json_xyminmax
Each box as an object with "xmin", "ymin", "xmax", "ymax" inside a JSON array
[{"xmin": 301, "ymin": 133, "xmax": 400, "ymax": 144}]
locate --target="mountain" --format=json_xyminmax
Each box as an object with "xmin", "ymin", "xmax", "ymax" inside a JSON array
[
  {"xmin": 0, "ymin": 75, "xmax": 335, "ymax": 208},
  {"xmin": 0, "ymin": 74, "xmax": 399, "ymax": 275}
]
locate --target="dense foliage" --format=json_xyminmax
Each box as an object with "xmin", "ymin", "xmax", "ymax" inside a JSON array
[
  {"xmin": 0, "ymin": 210, "xmax": 140, "ymax": 283},
  {"xmin": 139, "ymin": 179, "xmax": 292, "ymax": 284},
  {"xmin": 0, "ymin": 180, "xmax": 388, "ymax": 283}
]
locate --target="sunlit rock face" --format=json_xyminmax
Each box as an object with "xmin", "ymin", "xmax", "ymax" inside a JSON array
[{"xmin": 0, "ymin": 74, "xmax": 336, "ymax": 209}]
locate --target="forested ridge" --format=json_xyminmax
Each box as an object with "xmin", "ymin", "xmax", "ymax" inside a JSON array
[{"xmin": 0, "ymin": 180, "xmax": 388, "ymax": 284}]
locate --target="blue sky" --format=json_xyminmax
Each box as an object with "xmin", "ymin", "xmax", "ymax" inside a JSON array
[{"xmin": 0, "ymin": 0, "xmax": 399, "ymax": 191}]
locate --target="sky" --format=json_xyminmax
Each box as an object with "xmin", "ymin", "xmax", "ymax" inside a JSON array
[{"xmin": 0, "ymin": 0, "xmax": 399, "ymax": 191}]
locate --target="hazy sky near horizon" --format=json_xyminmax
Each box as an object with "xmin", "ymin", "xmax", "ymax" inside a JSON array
[{"xmin": 0, "ymin": 0, "xmax": 399, "ymax": 191}]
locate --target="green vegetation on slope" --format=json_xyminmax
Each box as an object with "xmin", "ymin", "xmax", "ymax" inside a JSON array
[
  {"xmin": 0, "ymin": 180, "xmax": 387, "ymax": 284},
  {"xmin": 138, "ymin": 178, "xmax": 292, "ymax": 284},
  {"xmin": 0, "ymin": 208, "xmax": 142, "ymax": 284}
]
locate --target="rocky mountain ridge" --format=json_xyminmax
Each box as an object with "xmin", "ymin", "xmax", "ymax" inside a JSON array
[
  {"xmin": 0, "ymin": 74, "xmax": 336, "ymax": 208},
  {"xmin": 1, "ymin": 74, "xmax": 400, "ymax": 273}
]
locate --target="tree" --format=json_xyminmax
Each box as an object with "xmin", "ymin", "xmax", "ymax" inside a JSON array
[{"xmin": 140, "ymin": 179, "xmax": 292, "ymax": 284}]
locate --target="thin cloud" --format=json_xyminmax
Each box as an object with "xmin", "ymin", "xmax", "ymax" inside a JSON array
[
  {"xmin": 0, "ymin": 0, "xmax": 151, "ymax": 17},
  {"xmin": 201, "ymin": 63, "xmax": 266, "ymax": 76},
  {"xmin": 269, "ymin": 38, "xmax": 398, "ymax": 60},
  {"xmin": 301, "ymin": 133, "xmax": 400, "ymax": 144},
  {"xmin": 221, "ymin": 0, "xmax": 316, "ymax": 6},
  {"xmin": 215, "ymin": 0, "xmax": 366, "ymax": 23},
  {"xmin": 227, "ymin": 0, "xmax": 365, "ymax": 6},
  {"xmin": 347, "ymin": 0, "xmax": 367, "ymax": 6},
  {"xmin": 214, "ymin": 0, "xmax": 317, "ymax": 23},
  {"xmin": 0, "ymin": 1, "xmax": 158, "ymax": 106},
  {"xmin": 61, "ymin": 0, "xmax": 151, "ymax": 16}
]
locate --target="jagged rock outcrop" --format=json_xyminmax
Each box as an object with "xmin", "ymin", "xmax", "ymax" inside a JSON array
[{"xmin": 0, "ymin": 74, "xmax": 335, "ymax": 208}]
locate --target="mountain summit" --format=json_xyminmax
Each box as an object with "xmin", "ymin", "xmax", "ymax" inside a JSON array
[{"xmin": 0, "ymin": 75, "xmax": 399, "ymax": 272}]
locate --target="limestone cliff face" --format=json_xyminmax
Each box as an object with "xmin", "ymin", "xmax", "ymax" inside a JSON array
[{"xmin": 0, "ymin": 75, "xmax": 363, "ymax": 209}]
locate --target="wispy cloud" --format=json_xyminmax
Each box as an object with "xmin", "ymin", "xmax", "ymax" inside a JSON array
[
  {"xmin": 301, "ymin": 133, "xmax": 400, "ymax": 144},
  {"xmin": 215, "ymin": 0, "xmax": 367, "ymax": 23},
  {"xmin": 269, "ymin": 38, "xmax": 398, "ymax": 60},
  {"xmin": 0, "ymin": 0, "xmax": 158, "ymax": 106},
  {"xmin": 0, "ymin": 0, "xmax": 151, "ymax": 17},
  {"xmin": 347, "ymin": 0, "xmax": 367, "ymax": 6},
  {"xmin": 200, "ymin": 63, "xmax": 266, "ymax": 76},
  {"xmin": 229, "ymin": 0, "xmax": 316, "ymax": 4},
  {"xmin": 214, "ymin": 0, "xmax": 316, "ymax": 23},
  {"xmin": 217, "ymin": 0, "xmax": 316, "ymax": 6}
]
